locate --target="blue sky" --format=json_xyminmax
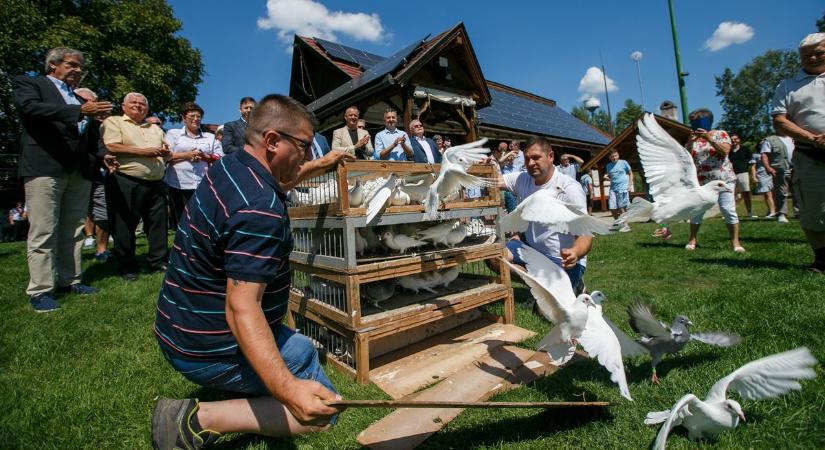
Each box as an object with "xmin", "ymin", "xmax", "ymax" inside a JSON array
[{"xmin": 168, "ymin": 0, "xmax": 822, "ymax": 129}]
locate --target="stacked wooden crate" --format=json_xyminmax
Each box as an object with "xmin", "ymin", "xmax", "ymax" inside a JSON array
[{"xmin": 286, "ymin": 160, "xmax": 514, "ymax": 384}]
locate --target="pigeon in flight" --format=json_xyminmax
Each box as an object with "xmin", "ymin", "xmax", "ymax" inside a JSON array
[
  {"xmin": 627, "ymin": 302, "xmax": 742, "ymax": 384},
  {"xmin": 618, "ymin": 114, "xmax": 731, "ymax": 233},
  {"xmin": 504, "ymin": 245, "xmax": 633, "ymax": 400},
  {"xmin": 423, "ymin": 138, "xmax": 496, "ymax": 220},
  {"xmin": 645, "ymin": 347, "xmax": 817, "ymax": 449},
  {"xmin": 500, "ymin": 189, "xmax": 612, "ymax": 237}
]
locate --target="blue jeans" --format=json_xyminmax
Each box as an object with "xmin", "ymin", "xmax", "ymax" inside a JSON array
[
  {"xmin": 163, "ymin": 324, "xmax": 338, "ymax": 422},
  {"xmin": 506, "ymin": 239, "xmax": 585, "ymax": 293}
]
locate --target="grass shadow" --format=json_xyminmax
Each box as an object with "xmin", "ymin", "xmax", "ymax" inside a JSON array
[
  {"xmin": 419, "ymin": 406, "xmax": 613, "ymax": 449},
  {"xmin": 210, "ymin": 435, "xmax": 298, "ymax": 450},
  {"xmin": 626, "ymin": 351, "xmax": 719, "ymax": 384},
  {"xmin": 688, "ymin": 257, "xmax": 805, "ymax": 270}
]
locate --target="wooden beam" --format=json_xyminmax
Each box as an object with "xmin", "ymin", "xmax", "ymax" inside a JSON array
[{"xmin": 332, "ymin": 400, "xmax": 610, "ymax": 409}]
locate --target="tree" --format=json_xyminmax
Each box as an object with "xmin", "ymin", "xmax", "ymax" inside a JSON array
[
  {"xmin": 817, "ymin": 11, "xmax": 824, "ymax": 32},
  {"xmin": 613, "ymin": 99, "xmax": 643, "ymax": 134},
  {"xmin": 714, "ymin": 50, "xmax": 799, "ymax": 143},
  {"xmin": 0, "ymin": 0, "xmax": 203, "ymax": 156},
  {"xmin": 571, "ymin": 105, "xmax": 613, "ymax": 136}
]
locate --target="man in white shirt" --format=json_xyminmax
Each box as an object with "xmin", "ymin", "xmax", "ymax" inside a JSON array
[
  {"xmin": 498, "ymin": 137, "xmax": 592, "ymax": 292},
  {"xmin": 373, "ymin": 108, "xmax": 413, "ymax": 161},
  {"xmin": 407, "ymin": 119, "xmax": 442, "ymax": 163}
]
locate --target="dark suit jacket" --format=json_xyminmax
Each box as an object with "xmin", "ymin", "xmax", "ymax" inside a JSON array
[
  {"xmin": 13, "ymin": 75, "xmax": 97, "ymax": 179},
  {"xmin": 313, "ymin": 133, "xmax": 330, "ymax": 159},
  {"xmin": 409, "ymin": 136, "xmax": 442, "ymax": 164},
  {"xmin": 221, "ymin": 118, "xmax": 247, "ymax": 154}
]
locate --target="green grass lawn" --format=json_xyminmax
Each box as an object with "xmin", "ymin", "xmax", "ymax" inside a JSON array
[{"xmin": 2, "ymin": 215, "xmax": 824, "ymax": 449}]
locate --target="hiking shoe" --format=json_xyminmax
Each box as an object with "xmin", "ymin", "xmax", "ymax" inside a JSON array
[
  {"xmin": 30, "ymin": 293, "xmax": 60, "ymax": 313},
  {"xmin": 777, "ymin": 215, "xmax": 789, "ymax": 223},
  {"xmin": 152, "ymin": 398, "xmax": 220, "ymax": 450},
  {"xmin": 57, "ymin": 284, "xmax": 99, "ymax": 295}
]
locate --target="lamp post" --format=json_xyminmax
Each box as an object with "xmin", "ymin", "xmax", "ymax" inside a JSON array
[
  {"xmin": 667, "ymin": 0, "xmax": 690, "ymax": 124},
  {"xmin": 631, "ymin": 51, "xmax": 646, "ymax": 111}
]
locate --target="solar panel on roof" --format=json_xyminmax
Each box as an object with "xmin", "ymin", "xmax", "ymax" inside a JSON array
[
  {"xmin": 478, "ymin": 88, "xmax": 609, "ymax": 146},
  {"xmin": 314, "ymin": 38, "xmax": 385, "ymax": 70},
  {"xmin": 308, "ymin": 35, "xmax": 429, "ymax": 112}
]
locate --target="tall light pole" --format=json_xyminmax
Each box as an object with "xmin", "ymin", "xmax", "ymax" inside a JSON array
[
  {"xmin": 667, "ymin": 0, "xmax": 690, "ymax": 124},
  {"xmin": 599, "ymin": 52, "xmax": 616, "ymax": 136},
  {"xmin": 631, "ymin": 51, "xmax": 646, "ymax": 111}
]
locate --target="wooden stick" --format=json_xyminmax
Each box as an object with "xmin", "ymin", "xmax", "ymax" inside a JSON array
[{"xmin": 328, "ymin": 400, "xmax": 610, "ymax": 409}]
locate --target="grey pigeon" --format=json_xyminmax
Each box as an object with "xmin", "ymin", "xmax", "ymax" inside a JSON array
[{"xmin": 627, "ymin": 302, "xmax": 741, "ymax": 384}]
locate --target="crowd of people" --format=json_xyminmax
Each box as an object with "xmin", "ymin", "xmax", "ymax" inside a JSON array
[{"xmin": 10, "ymin": 32, "xmax": 824, "ymax": 449}]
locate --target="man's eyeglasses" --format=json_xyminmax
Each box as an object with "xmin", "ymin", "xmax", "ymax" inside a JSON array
[{"xmin": 275, "ymin": 130, "xmax": 313, "ymax": 153}]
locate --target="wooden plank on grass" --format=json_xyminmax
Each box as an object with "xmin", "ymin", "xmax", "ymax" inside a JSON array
[
  {"xmin": 357, "ymin": 345, "xmax": 535, "ymax": 450},
  {"xmin": 369, "ymin": 321, "xmax": 536, "ymax": 399}
]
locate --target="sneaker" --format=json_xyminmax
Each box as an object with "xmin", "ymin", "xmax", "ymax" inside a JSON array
[
  {"xmin": 122, "ymin": 273, "xmax": 139, "ymax": 282},
  {"xmin": 94, "ymin": 251, "xmax": 110, "ymax": 262},
  {"xmin": 108, "ymin": 236, "xmax": 114, "ymax": 243},
  {"xmin": 82, "ymin": 236, "xmax": 94, "ymax": 249},
  {"xmin": 619, "ymin": 224, "xmax": 631, "ymax": 233},
  {"xmin": 777, "ymin": 215, "xmax": 789, "ymax": 223},
  {"xmin": 57, "ymin": 284, "xmax": 99, "ymax": 295},
  {"xmin": 766, "ymin": 212, "xmax": 777, "ymax": 219},
  {"xmin": 152, "ymin": 398, "xmax": 220, "ymax": 450},
  {"xmin": 747, "ymin": 212, "xmax": 756, "ymax": 219},
  {"xmin": 30, "ymin": 293, "xmax": 60, "ymax": 313}
]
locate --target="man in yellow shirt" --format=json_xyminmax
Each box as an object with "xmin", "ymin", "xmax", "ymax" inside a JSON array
[{"xmin": 102, "ymin": 92, "xmax": 170, "ymax": 281}]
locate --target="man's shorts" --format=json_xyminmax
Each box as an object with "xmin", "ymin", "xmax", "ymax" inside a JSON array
[
  {"xmin": 608, "ymin": 190, "xmax": 629, "ymax": 210},
  {"xmin": 793, "ymin": 152, "xmax": 825, "ymax": 231},
  {"xmin": 735, "ymin": 173, "xmax": 751, "ymax": 192},
  {"xmin": 506, "ymin": 239, "xmax": 585, "ymax": 293},
  {"xmin": 162, "ymin": 324, "xmax": 338, "ymax": 422}
]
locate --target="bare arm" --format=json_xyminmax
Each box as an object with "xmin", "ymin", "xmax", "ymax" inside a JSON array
[
  {"xmin": 563, "ymin": 154, "xmax": 585, "ymax": 165},
  {"xmin": 773, "ymin": 114, "xmax": 823, "ymax": 147},
  {"xmin": 283, "ymin": 150, "xmax": 355, "ymax": 191},
  {"xmin": 761, "ymin": 153, "xmax": 776, "ymax": 176},
  {"xmin": 560, "ymin": 236, "xmax": 592, "ymax": 269},
  {"xmin": 225, "ymin": 279, "xmax": 339, "ymax": 424},
  {"xmin": 105, "ymin": 141, "xmax": 168, "ymax": 157}
]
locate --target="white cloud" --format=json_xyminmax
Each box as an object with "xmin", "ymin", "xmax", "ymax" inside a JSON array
[
  {"xmin": 577, "ymin": 67, "xmax": 618, "ymax": 100},
  {"xmin": 257, "ymin": 0, "xmax": 387, "ymax": 51},
  {"xmin": 704, "ymin": 21, "xmax": 754, "ymax": 51}
]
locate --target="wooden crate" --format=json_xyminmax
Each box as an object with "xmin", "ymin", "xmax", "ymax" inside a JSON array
[{"xmin": 287, "ymin": 160, "xmax": 501, "ymax": 220}]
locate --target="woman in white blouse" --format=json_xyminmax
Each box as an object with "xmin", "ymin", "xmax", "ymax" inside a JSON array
[{"xmin": 164, "ymin": 102, "xmax": 223, "ymax": 227}]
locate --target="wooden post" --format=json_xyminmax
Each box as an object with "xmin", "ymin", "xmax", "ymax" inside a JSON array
[
  {"xmin": 403, "ymin": 89, "xmax": 413, "ymax": 132},
  {"xmin": 355, "ymin": 332, "xmax": 370, "ymax": 384}
]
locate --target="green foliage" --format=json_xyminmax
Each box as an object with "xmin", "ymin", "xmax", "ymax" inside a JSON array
[
  {"xmin": 714, "ymin": 50, "xmax": 799, "ymax": 142},
  {"xmin": 0, "ymin": 0, "xmax": 203, "ymax": 153},
  {"xmin": 613, "ymin": 99, "xmax": 643, "ymax": 134},
  {"xmin": 3, "ymin": 214, "xmax": 825, "ymax": 449},
  {"xmin": 817, "ymin": 11, "xmax": 824, "ymax": 32},
  {"xmin": 571, "ymin": 105, "xmax": 613, "ymax": 136}
]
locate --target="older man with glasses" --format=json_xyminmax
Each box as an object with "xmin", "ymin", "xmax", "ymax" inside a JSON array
[{"xmin": 13, "ymin": 47, "xmax": 113, "ymax": 312}]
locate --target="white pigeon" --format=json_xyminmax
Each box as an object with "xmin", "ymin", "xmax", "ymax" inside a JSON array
[
  {"xmin": 362, "ymin": 281, "xmax": 396, "ymax": 308},
  {"xmin": 445, "ymin": 223, "xmax": 467, "ymax": 247},
  {"xmin": 503, "ymin": 245, "xmax": 633, "ymax": 401},
  {"xmin": 366, "ymin": 174, "xmax": 402, "ymax": 224},
  {"xmin": 646, "ymin": 347, "xmax": 817, "ymax": 450},
  {"xmin": 348, "ymin": 179, "xmax": 364, "ymax": 207},
  {"xmin": 399, "ymin": 272, "xmax": 440, "ymax": 294},
  {"xmin": 438, "ymin": 266, "xmax": 460, "ymax": 288},
  {"xmin": 399, "ymin": 174, "xmax": 435, "ymax": 203},
  {"xmin": 289, "ymin": 178, "xmax": 339, "ymax": 206},
  {"xmin": 423, "ymin": 138, "xmax": 496, "ymax": 220},
  {"xmin": 619, "ymin": 114, "xmax": 731, "ymax": 225},
  {"xmin": 389, "ymin": 189, "xmax": 410, "ymax": 206},
  {"xmin": 354, "ymin": 228, "xmax": 367, "ymax": 256},
  {"xmin": 500, "ymin": 189, "xmax": 612, "ymax": 237},
  {"xmin": 415, "ymin": 221, "xmax": 459, "ymax": 247},
  {"xmin": 381, "ymin": 230, "xmax": 428, "ymax": 254}
]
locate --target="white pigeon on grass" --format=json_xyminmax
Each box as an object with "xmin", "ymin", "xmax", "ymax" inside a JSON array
[
  {"xmin": 500, "ymin": 189, "xmax": 612, "ymax": 237},
  {"xmin": 619, "ymin": 114, "xmax": 731, "ymax": 228},
  {"xmin": 423, "ymin": 138, "xmax": 496, "ymax": 220},
  {"xmin": 646, "ymin": 347, "xmax": 817, "ymax": 450},
  {"xmin": 503, "ymin": 245, "xmax": 633, "ymax": 401}
]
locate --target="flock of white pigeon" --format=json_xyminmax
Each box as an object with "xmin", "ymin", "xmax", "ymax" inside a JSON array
[{"xmin": 295, "ymin": 115, "xmax": 817, "ymax": 448}]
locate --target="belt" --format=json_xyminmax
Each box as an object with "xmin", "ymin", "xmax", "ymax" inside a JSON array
[{"xmin": 795, "ymin": 143, "xmax": 825, "ymax": 164}]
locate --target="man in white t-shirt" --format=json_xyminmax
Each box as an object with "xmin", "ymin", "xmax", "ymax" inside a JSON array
[{"xmin": 499, "ymin": 136, "xmax": 592, "ymax": 292}]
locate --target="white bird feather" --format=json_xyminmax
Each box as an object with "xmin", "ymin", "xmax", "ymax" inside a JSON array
[
  {"xmin": 423, "ymin": 138, "xmax": 496, "ymax": 220},
  {"xmin": 646, "ymin": 347, "xmax": 817, "ymax": 449},
  {"xmin": 500, "ymin": 189, "xmax": 612, "ymax": 236}
]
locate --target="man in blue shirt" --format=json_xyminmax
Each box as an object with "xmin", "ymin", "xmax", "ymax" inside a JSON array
[
  {"xmin": 374, "ymin": 108, "xmax": 413, "ymax": 161},
  {"xmin": 152, "ymin": 95, "xmax": 353, "ymax": 449},
  {"xmin": 604, "ymin": 149, "xmax": 633, "ymax": 232}
]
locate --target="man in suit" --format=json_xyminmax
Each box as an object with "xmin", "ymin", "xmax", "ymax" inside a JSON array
[
  {"xmin": 221, "ymin": 97, "xmax": 256, "ymax": 154},
  {"xmin": 13, "ymin": 47, "xmax": 113, "ymax": 312},
  {"xmin": 408, "ymin": 119, "xmax": 442, "ymax": 164},
  {"xmin": 310, "ymin": 132, "xmax": 330, "ymax": 160},
  {"xmin": 331, "ymin": 105, "xmax": 373, "ymax": 159}
]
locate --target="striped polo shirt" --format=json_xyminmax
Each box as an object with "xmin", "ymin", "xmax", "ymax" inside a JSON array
[{"xmin": 154, "ymin": 149, "xmax": 292, "ymax": 360}]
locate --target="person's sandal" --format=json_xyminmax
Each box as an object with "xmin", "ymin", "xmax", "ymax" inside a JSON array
[
  {"xmin": 684, "ymin": 242, "xmax": 697, "ymax": 251},
  {"xmin": 733, "ymin": 246, "xmax": 746, "ymax": 254}
]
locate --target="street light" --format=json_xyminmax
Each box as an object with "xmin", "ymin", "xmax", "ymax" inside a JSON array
[{"xmin": 631, "ymin": 51, "xmax": 646, "ymax": 110}]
